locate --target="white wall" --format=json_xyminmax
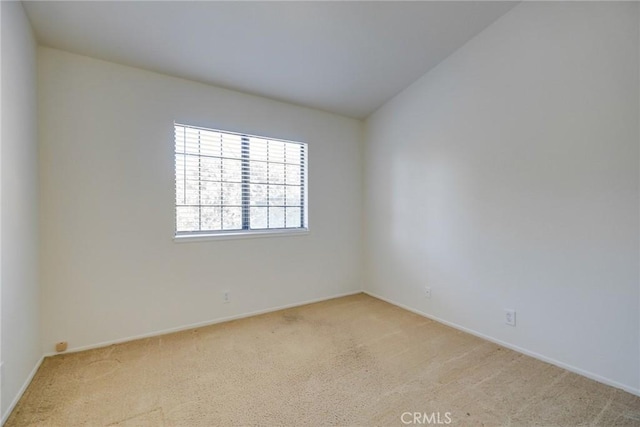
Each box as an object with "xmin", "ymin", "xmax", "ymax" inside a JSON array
[
  {"xmin": 38, "ymin": 48, "xmax": 363, "ymax": 352},
  {"xmin": 1, "ymin": 0, "xmax": 41, "ymax": 420},
  {"xmin": 364, "ymin": 2, "xmax": 639, "ymax": 393}
]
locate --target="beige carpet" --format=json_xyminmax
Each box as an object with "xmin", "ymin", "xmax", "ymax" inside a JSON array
[{"xmin": 6, "ymin": 293, "xmax": 640, "ymax": 426}]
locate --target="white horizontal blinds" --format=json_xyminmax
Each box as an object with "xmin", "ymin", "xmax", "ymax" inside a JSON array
[
  {"xmin": 247, "ymin": 136, "xmax": 306, "ymax": 230},
  {"xmin": 175, "ymin": 123, "xmax": 307, "ymax": 234}
]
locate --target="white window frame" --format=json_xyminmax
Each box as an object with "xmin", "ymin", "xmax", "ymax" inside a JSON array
[{"xmin": 173, "ymin": 123, "xmax": 309, "ymax": 242}]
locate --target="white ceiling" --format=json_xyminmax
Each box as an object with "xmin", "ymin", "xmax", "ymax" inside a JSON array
[{"xmin": 23, "ymin": 1, "xmax": 516, "ymax": 119}]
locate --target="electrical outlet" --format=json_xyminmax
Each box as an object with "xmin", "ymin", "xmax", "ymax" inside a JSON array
[
  {"xmin": 424, "ymin": 287, "xmax": 431, "ymax": 299},
  {"xmin": 223, "ymin": 291, "xmax": 230, "ymax": 303},
  {"xmin": 505, "ymin": 309, "xmax": 516, "ymax": 326}
]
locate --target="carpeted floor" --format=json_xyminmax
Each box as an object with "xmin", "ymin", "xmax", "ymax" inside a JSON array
[{"xmin": 6, "ymin": 293, "xmax": 640, "ymax": 426}]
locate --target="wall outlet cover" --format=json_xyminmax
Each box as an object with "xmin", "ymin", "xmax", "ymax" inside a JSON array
[{"xmin": 505, "ymin": 309, "xmax": 516, "ymax": 327}]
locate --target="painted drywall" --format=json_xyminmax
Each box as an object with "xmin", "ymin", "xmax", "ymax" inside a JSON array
[
  {"xmin": 38, "ymin": 47, "xmax": 363, "ymax": 352},
  {"xmin": 1, "ymin": 0, "xmax": 41, "ymax": 420},
  {"xmin": 364, "ymin": 2, "xmax": 639, "ymax": 392}
]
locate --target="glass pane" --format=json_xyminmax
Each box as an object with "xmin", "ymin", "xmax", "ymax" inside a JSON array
[
  {"xmin": 175, "ymin": 155, "xmax": 185, "ymax": 204},
  {"xmin": 286, "ymin": 207, "xmax": 301, "ymax": 228},
  {"xmin": 249, "ymin": 138, "xmax": 268, "ymax": 162},
  {"xmin": 222, "ymin": 207, "xmax": 242, "ymax": 230},
  {"xmin": 222, "ymin": 183, "xmax": 242, "ymax": 206},
  {"xmin": 222, "ymin": 158, "xmax": 242, "ymax": 182},
  {"xmin": 201, "ymin": 207, "xmax": 222, "ymax": 231},
  {"xmin": 285, "ymin": 164, "xmax": 300, "ymax": 185},
  {"xmin": 268, "ymin": 185, "xmax": 285, "ymax": 206},
  {"xmin": 176, "ymin": 181, "xmax": 185, "ymax": 205},
  {"xmin": 199, "ymin": 131, "xmax": 222, "ymax": 157},
  {"xmin": 285, "ymin": 143, "xmax": 301, "ymax": 164},
  {"xmin": 222, "ymin": 135, "xmax": 242, "ymax": 159},
  {"xmin": 269, "ymin": 163, "xmax": 285, "ymax": 184},
  {"xmin": 185, "ymin": 155, "xmax": 200, "ymax": 181},
  {"xmin": 269, "ymin": 207, "xmax": 285, "ymax": 228},
  {"xmin": 176, "ymin": 206, "xmax": 199, "ymax": 232},
  {"xmin": 269, "ymin": 140, "xmax": 285, "ymax": 163},
  {"xmin": 286, "ymin": 186, "xmax": 301, "ymax": 206},
  {"xmin": 175, "ymin": 154, "xmax": 185, "ymax": 177},
  {"xmin": 201, "ymin": 181, "xmax": 221, "ymax": 205},
  {"xmin": 184, "ymin": 180, "xmax": 200, "ymax": 205},
  {"xmin": 184, "ymin": 127, "xmax": 201, "ymax": 155},
  {"xmin": 175, "ymin": 126, "xmax": 186, "ymax": 153},
  {"xmin": 200, "ymin": 157, "xmax": 221, "ymax": 181},
  {"xmin": 250, "ymin": 184, "xmax": 267, "ymax": 206},
  {"xmin": 250, "ymin": 161, "xmax": 268, "ymax": 183},
  {"xmin": 250, "ymin": 207, "xmax": 267, "ymax": 229}
]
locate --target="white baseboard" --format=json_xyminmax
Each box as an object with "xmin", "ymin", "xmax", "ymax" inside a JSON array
[
  {"xmin": 364, "ymin": 290, "xmax": 640, "ymax": 398},
  {"xmin": 1, "ymin": 356, "xmax": 44, "ymax": 426},
  {"xmin": 44, "ymin": 290, "xmax": 364, "ymax": 357}
]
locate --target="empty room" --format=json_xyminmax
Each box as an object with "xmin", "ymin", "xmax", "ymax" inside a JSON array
[{"xmin": 1, "ymin": 0, "xmax": 639, "ymax": 425}]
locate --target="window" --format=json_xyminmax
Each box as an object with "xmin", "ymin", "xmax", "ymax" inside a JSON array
[{"xmin": 174, "ymin": 123, "xmax": 308, "ymax": 238}]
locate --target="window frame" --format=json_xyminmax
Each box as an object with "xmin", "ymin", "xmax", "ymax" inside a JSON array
[{"xmin": 173, "ymin": 123, "xmax": 309, "ymax": 242}]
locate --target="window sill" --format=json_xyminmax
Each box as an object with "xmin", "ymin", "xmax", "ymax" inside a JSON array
[{"xmin": 173, "ymin": 228, "xmax": 309, "ymax": 243}]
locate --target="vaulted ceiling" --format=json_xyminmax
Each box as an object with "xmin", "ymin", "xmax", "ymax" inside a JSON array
[{"xmin": 24, "ymin": 1, "xmax": 516, "ymax": 119}]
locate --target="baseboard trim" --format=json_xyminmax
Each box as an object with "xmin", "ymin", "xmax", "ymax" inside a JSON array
[
  {"xmin": 364, "ymin": 290, "xmax": 640, "ymax": 398},
  {"xmin": 44, "ymin": 290, "xmax": 363, "ymax": 357},
  {"xmin": 1, "ymin": 356, "xmax": 44, "ymax": 426}
]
